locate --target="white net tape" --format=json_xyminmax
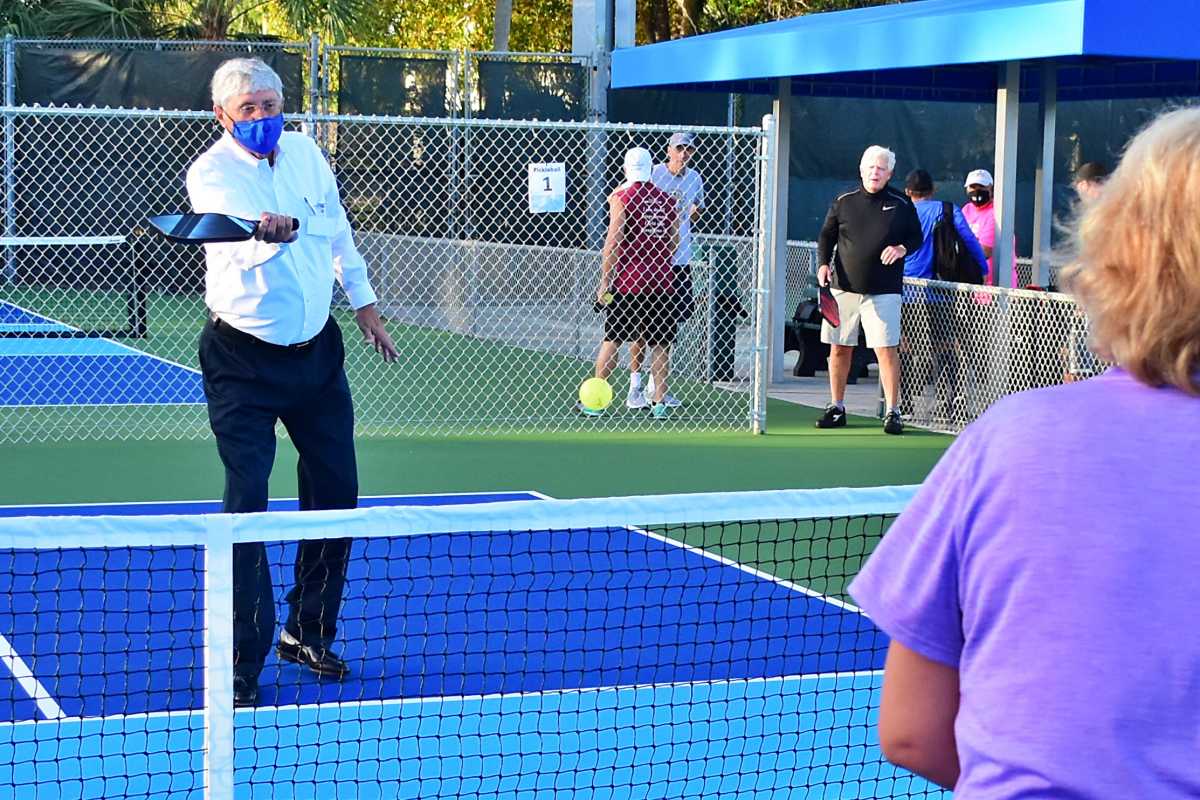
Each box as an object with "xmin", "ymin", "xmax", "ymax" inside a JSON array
[{"xmin": 0, "ymin": 107, "xmax": 768, "ymax": 442}]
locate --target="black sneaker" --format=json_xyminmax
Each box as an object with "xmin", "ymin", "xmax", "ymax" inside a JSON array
[
  {"xmin": 815, "ymin": 404, "xmax": 847, "ymax": 429},
  {"xmin": 883, "ymin": 410, "xmax": 904, "ymax": 435}
]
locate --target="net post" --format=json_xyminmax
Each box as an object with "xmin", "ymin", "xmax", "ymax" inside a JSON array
[
  {"xmin": 204, "ymin": 514, "xmax": 235, "ymax": 800},
  {"xmin": 751, "ymin": 114, "xmax": 777, "ymax": 434}
]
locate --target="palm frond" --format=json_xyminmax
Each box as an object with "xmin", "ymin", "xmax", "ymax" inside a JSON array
[{"xmin": 43, "ymin": 0, "xmax": 163, "ymax": 38}]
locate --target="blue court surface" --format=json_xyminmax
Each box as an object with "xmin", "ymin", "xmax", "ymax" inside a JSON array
[
  {"xmin": 0, "ymin": 300, "xmax": 203, "ymax": 406},
  {"xmin": 0, "ymin": 492, "xmax": 938, "ymax": 800}
]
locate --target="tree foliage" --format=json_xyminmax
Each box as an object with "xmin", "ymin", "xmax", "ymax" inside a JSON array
[
  {"xmin": 8, "ymin": 0, "xmax": 899, "ymax": 48},
  {"xmin": 640, "ymin": 0, "xmax": 902, "ymax": 42}
]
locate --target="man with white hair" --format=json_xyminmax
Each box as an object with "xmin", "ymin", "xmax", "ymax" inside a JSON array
[
  {"xmin": 187, "ymin": 57, "xmax": 398, "ymax": 707},
  {"xmin": 815, "ymin": 145, "xmax": 924, "ymax": 434},
  {"xmin": 588, "ymin": 147, "xmax": 680, "ymax": 419}
]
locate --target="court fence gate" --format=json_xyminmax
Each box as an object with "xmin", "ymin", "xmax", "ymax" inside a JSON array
[{"xmin": 0, "ymin": 105, "xmax": 775, "ymax": 443}]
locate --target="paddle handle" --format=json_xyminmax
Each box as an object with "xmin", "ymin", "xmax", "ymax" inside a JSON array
[
  {"xmin": 247, "ymin": 216, "xmax": 300, "ymax": 242},
  {"xmin": 250, "ymin": 217, "xmax": 300, "ymax": 233}
]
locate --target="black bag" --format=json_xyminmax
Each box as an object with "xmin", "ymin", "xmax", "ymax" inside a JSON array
[{"xmin": 933, "ymin": 201, "xmax": 983, "ymax": 284}]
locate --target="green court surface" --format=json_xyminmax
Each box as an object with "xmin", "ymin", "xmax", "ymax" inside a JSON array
[
  {"xmin": 2, "ymin": 399, "xmax": 950, "ymax": 507},
  {"xmin": 4, "ymin": 403, "xmax": 940, "ymax": 602},
  {"xmin": 3, "ymin": 287, "xmax": 953, "ymax": 508}
]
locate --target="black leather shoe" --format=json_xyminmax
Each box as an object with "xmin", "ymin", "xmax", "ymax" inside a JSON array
[
  {"xmin": 233, "ymin": 674, "xmax": 259, "ymax": 708},
  {"xmin": 277, "ymin": 639, "xmax": 350, "ymax": 679}
]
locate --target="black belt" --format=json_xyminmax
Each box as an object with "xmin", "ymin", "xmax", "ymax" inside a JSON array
[{"xmin": 208, "ymin": 314, "xmax": 324, "ymax": 351}]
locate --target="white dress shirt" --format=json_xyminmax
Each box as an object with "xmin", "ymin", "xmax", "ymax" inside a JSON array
[
  {"xmin": 651, "ymin": 163, "xmax": 705, "ymax": 265},
  {"xmin": 186, "ymin": 130, "xmax": 377, "ymax": 345}
]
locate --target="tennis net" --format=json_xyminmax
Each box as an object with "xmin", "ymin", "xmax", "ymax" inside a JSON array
[
  {"xmin": 0, "ymin": 486, "xmax": 949, "ymax": 799},
  {"xmin": 0, "ymin": 235, "xmax": 148, "ymax": 339}
]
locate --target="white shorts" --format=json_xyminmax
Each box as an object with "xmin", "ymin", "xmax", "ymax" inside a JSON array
[{"xmin": 820, "ymin": 290, "xmax": 901, "ymax": 348}]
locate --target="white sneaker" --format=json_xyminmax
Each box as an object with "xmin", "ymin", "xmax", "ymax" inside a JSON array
[
  {"xmin": 645, "ymin": 376, "xmax": 682, "ymax": 408},
  {"xmin": 626, "ymin": 386, "xmax": 648, "ymax": 409}
]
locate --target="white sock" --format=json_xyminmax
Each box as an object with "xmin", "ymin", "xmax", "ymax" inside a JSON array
[
  {"xmin": 833, "ymin": 401, "xmax": 845, "ymax": 411},
  {"xmin": 630, "ymin": 372, "xmax": 642, "ymax": 390},
  {"xmin": 888, "ymin": 406, "xmax": 901, "ymax": 416}
]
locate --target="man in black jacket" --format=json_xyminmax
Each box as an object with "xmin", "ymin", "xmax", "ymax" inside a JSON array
[{"xmin": 815, "ymin": 145, "xmax": 924, "ymax": 435}]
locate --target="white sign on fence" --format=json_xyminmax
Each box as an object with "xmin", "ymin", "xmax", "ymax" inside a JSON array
[{"xmin": 528, "ymin": 162, "xmax": 566, "ymax": 213}]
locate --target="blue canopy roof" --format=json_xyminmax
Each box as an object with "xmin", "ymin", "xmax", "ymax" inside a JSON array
[{"xmin": 611, "ymin": 0, "xmax": 1200, "ymax": 102}]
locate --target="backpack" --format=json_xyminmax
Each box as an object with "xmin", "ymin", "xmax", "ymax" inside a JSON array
[{"xmin": 932, "ymin": 201, "xmax": 984, "ymax": 284}]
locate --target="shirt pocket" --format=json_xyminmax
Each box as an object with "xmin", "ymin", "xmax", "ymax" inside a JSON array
[{"xmin": 301, "ymin": 195, "xmax": 338, "ymax": 238}]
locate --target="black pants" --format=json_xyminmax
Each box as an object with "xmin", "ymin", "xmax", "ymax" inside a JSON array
[{"xmin": 199, "ymin": 315, "xmax": 357, "ymax": 681}]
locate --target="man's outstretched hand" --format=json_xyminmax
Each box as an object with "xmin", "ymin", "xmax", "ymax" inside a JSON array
[{"xmin": 354, "ymin": 303, "xmax": 398, "ymax": 363}]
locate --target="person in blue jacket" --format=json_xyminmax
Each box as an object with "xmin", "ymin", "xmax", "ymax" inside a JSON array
[{"xmin": 900, "ymin": 169, "xmax": 988, "ymax": 423}]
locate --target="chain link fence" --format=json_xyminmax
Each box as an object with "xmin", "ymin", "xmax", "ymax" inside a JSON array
[
  {"xmin": 4, "ymin": 38, "xmax": 590, "ymax": 122},
  {"xmin": 0, "ymin": 105, "xmax": 770, "ymax": 443},
  {"xmin": 780, "ymin": 241, "xmax": 1105, "ymax": 434},
  {"xmin": 896, "ymin": 279, "xmax": 1104, "ymax": 433}
]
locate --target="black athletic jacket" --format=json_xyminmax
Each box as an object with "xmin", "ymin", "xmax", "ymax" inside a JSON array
[{"xmin": 817, "ymin": 185, "xmax": 924, "ymax": 295}]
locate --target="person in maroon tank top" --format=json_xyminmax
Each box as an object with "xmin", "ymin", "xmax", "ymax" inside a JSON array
[{"xmin": 586, "ymin": 147, "xmax": 680, "ymax": 419}]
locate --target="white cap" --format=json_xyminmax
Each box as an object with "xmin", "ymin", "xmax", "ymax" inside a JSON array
[
  {"xmin": 964, "ymin": 168, "xmax": 994, "ymax": 187},
  {"xmin": 624, "ymin": 147, "xmax": 653, "ymax": 182}
]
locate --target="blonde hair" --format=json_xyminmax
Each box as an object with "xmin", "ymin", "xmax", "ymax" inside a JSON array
[{"xmin": 1061, "ymin": 106, "xmax": 1200, "ymax": 394}]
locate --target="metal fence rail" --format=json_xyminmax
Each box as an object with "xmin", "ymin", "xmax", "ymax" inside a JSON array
[{"xmin": 0, "ymin": 105, "xmax": 769, "ymax": 443}]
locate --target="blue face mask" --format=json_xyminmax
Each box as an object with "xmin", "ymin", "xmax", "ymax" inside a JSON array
[{"xmin": 230, "ymin": 114, "xmax": 284, "ymax": 156}]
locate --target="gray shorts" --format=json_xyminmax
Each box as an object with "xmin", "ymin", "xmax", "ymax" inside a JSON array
[{"xmin": 820, "ymin": 290, "xmax": 901, "ymax": 349}]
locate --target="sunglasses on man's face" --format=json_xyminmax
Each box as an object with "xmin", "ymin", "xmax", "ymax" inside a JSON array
[{"xmin": 673, "ymin": 145, "xmax": 695, "ymax": 152}]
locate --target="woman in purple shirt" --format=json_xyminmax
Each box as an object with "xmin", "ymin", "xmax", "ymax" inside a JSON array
[{"xmin": 849, "ymin": 106, "xmax": 1200, "ymax": 797}]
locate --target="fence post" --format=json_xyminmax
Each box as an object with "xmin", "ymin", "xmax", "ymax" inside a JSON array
[
  {"xmin": 307, "ymin": 34, "xmax": 320, "ymax": 147},
  {"xmin": 752, "ymin": 114, "xmax": 778, "ymax": 434},
  {"xmin": 462, "ymin": 51, "xmax": 473, "ymax": 119},
  {"xmin": 4, "ymin": 34, "xmax": 14, "ymax": 281},
  {"xmin": 308, "ymin": 34, "xmax": 320, "ymax": 117},
  {"xmin": 320, "ymin": 42, "xmax": 332, "ymax": 116}
]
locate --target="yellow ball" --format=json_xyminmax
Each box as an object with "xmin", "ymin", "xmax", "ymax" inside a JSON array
[{"xmin": 578, "ymin": 377, "xmax": 614, "ymax": 412}]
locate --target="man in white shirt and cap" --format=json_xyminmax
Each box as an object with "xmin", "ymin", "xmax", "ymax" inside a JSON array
[
  {"xmin": 187, "ymin": 57, "xmax": 397, "ymax": 708},
  {"xmin": 625, "ymin": 131, "xmax": 705, "ymax": 410}
]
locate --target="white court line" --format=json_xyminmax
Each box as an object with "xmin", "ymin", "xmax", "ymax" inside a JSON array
[
  {"xmin": 523, "ymin": 492, "xmax": 864, "ymax": 613},
  {"xmin": 0, "ymin": 632, "xmax": 67, "ymax": 721},
  {"xmin": 627, "ymin": 523, "xmax": 864, "ymax": 614},
  {"xmin": 0, "ymin": 668, "xmax": 885, "ymax": 727},
  {"xmin": 0, "ymin": 297, "xmax": 203, "ymax": 376}
]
